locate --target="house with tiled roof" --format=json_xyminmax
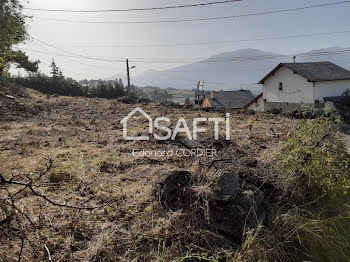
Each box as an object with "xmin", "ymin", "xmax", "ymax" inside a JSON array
[
  {"xmin": 201, "ymin": 90, "xmax": 254, "ymax": 109},
  {"xmin": 245, "ymin": 61, "xmax": 350, "ymax": 112}
]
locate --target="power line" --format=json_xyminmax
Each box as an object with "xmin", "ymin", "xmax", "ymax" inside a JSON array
[
  {"xmin": 31, "ymin": 37, "xmax": 125, "ymax": 62},
  {"xmin": 37, "ymin": 60, "xmax": 112, "ymax": 79},
  {"xmin": 19, "ymin": 47, "xmax": 126, "ymax": 70},
  {"xmin": 31, "ymin": 37, "xmax": 350, "ymax": 64},
  {"xmin": 50, "ymin": 30, "xmax": 350, "ymax": 48},
  {"xmin": 141, "ymin": 70, "xmax": 262, "ymax": 87},
  {"xmin": 29, "ymin": 1, "xmax": 350, "ymax": 24},
  {"xmin": 131, "ymin": 49, "xmax": 350, "ymax": 63},
  {"xmin": 131, "ymin": 54, "xmax": 288, "ymax": 63},
  {"xmin": 163, "ymin": 68, "xmax": 269, "ymax": 73},
  {"xmin": 23, "ymin": 0, "xmax": 242, "ymax": 13}
]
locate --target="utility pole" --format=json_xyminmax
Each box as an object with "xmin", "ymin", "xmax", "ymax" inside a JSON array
[
  {"xmin": 126, "ymin": 59, "xmax": 136, "ymax": 97},
  {"xmin": 126, "ymin": 58, "xmax": 131, "ymax": 96}
]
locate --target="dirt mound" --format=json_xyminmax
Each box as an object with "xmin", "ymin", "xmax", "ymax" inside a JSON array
[{"xmin": 0, "ymin": 84, "xmax": 43, "ymax": 121}]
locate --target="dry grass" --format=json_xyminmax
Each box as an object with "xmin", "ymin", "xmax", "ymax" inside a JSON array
[{"xmin": 0, "ymin": 85, "xmax": 301, "ymax": 261}]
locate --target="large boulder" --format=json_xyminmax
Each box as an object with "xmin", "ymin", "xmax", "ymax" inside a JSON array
[
  {"xmin": 153, "ymin": 170, "xmax": 192, "ymax": 210},
  {"xmin": 208, "ymin": 170, "xmax": 265, "ymax": 241},
  {"xmin": 208, "ymin": 202, "xmax": 250, "ymax": 240},
  {"xmin": 211, "ymin": 170, "xmax": 240, "ymax": 203}
]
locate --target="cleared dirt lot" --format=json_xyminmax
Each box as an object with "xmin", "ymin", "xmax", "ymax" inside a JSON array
[{"xmin": 0, "ymin": 85, "xmax": 298, "ymax": 261}]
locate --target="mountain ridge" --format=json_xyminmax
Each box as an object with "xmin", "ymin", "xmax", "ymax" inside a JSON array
[{"xmin": 110, "ymin": 47, "xmax": 350, "ymax": 93}]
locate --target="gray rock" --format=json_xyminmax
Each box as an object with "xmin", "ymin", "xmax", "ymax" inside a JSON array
[
  {"xmin": 208, "ymin": 202, "xmax": 247, "ymax": 240},
  {"xmin": 153, "ymin": 170, "xmax": 192, "ymax": 210},
  {"xmin": 178, "ymin": 138, "xmax": 203, "ymax": 149},
  {"xmin": 209, "ymin": 192, "xmax": 260, "ymax": 240},
  {"xmin": 211, "ymin": 170, "xmax": 240, "ymax": 203},
  {"xmin": 208, "ymin": 171, "xmax": 266, "ymax": 240}
]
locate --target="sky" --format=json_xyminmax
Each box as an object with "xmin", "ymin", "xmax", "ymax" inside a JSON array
[{"xmin": 15, "ymin": 0, "xmax": 350, "ymax": 81}]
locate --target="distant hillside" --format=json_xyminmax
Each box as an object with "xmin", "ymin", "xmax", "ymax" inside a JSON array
[{"xmin": 130, "ymin": 47, "xmax": 350, "ymax": 94}]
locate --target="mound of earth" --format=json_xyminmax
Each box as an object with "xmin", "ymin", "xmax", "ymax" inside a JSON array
[{"xmin": 0, "ymin": 84, "xmax": 44, "ymax": 121}]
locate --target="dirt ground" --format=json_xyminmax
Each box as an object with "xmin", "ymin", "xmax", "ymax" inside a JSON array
[{"xmin": 0, "ymin": 85, "xmax": 297, "ymax": 261}]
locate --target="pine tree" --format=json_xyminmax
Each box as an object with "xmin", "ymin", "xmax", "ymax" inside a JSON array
[
  {"xmin": 114, "ymin": 81, "xmax": 126, "ymax": 98},
  {"xmin": 50, "ymin": 60, "xmax": 59, "ymax": 78}
]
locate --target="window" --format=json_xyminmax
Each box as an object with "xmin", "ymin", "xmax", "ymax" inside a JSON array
[{"xmin": 279, "ymin": 82, "xmax": 283, "ymax": 90}]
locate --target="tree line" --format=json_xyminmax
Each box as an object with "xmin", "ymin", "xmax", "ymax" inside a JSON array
[
  {"xmin": 0, "ymin": 0, "xmax": 126, "ymax": 99},
  {"xmin": 8, "ymin": 60, "xmax": 127, "ymax": 99}
]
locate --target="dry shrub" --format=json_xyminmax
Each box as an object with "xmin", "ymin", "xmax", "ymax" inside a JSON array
[
  {"xmin": 258, "ymin": 117, "xmax": 350, "ymax": 262},
  {"xmin": 275, "ymin": 117, "xmax": 350, "ymax": 207}
]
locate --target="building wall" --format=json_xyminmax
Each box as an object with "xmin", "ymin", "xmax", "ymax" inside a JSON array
[
  {"xmin": 265, "ymin": 102, "xmax": 316, "ymax": 112},
  {"xmin": 247, "ymin": 96, "xmax": 264, "ymax": 112},
  {"xmin": 263, "ymin": 67, "xmax": 314, "ymax": 104},
  {"xmin": 314, "ymin": 80, "xmax": 350, "ymax": 102}
]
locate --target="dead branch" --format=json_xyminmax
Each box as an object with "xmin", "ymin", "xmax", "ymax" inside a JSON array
[{"xmin": 1, "ymin": 174, "xmax": 98, "ymax": 210}]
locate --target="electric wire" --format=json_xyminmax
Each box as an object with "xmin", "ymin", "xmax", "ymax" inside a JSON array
[
  {"xmin": 28, "ymin": 1, "xmax": 350, "ymax": 24},
  {"xmin": 23, "ymin": 0, "xmax": 242, "ymax": 13}
]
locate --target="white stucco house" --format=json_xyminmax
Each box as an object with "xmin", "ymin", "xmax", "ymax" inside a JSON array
[
  {"xmin": 244, "ymin": 93, "xmax": 264, "ymax": 112},
  {"xmin": 245, "ymin": 61, "xmax": 350, "ymax": 112}
]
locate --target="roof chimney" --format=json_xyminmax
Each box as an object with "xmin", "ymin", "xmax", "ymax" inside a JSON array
[
  {"xmin": 211, "ymin": 91, "xmax": 216, "ymax": 100},
  {"xmin": 293, "ymin": 56, "xmax": 296, "ymax": 63}
]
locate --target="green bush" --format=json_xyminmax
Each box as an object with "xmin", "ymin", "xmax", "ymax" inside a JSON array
[
  {"xmin": 335, "ymin": 89, "xmax": 350, "ymax": 124},
  {"xmin": 276, "ymin": 117, "xmax": 350, "ymax": 207}
]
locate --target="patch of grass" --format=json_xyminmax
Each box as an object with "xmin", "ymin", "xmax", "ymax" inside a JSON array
[
  {"xmin": 49, "ymin": 161, "xmax": 79, "ymax": 183},
  {"xmin": 268, "ymin": 209, "xmax": 350, "ymax": 262},
  {"xmin": 49, "ymin": 171, "xmax": 72, "ymax": 183},
  {"xmin": 298, "ymin": 214, "xmax": 350, "ymax": 262},
  {"xmin": 176, "ymin": 253, "xmax": 220, "ymax": 262}
]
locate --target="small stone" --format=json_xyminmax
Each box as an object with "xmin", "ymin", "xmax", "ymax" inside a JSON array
[{"xmin": 245, "ymin": 184, "xmax": 264, "ymax": 207}]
